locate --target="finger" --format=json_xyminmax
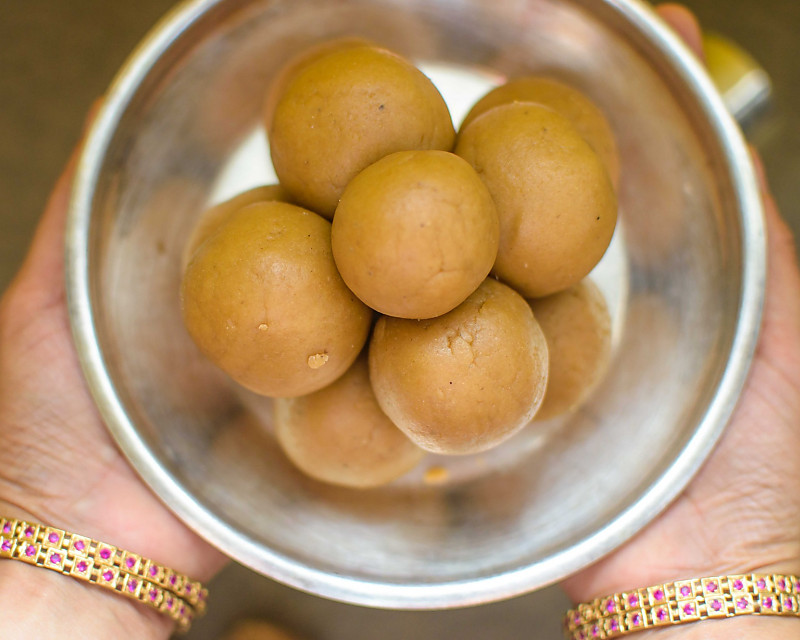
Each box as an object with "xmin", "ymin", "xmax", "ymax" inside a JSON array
[
  {"xmin": 750, "ymin": 146, "xmax": 774, "ymax": 203},
  {"xmin": 749, "ymin": 148, "xmax": 800, "ymax": 358},
  {"xmin": 750, "ymin": 148, "xmax": 796, "ymax": 276},
  {"xmin": 10, "ymin": 99, "xmax": 104, "ymax": 303},
  {"xmin": 656, "ymin": 3, "xmax": 706, "ymax": 62}
]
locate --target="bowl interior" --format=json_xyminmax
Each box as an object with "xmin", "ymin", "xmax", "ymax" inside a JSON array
[{"xmin": 72, "ymin": 0, "xmax": 755, "ymax": 607}]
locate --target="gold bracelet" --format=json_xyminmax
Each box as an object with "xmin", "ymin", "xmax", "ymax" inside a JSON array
[
  {"xmin": 0, "ymin": 516, "xmax": 208, "ymax": 633},
  {"xmin": 564, "ymin": 573, "xmax": 800, "ymax": 639}
]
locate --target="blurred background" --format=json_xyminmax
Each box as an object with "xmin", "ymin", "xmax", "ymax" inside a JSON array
[{"xmin": 1, "ymin": 1, "xmax": 798, "ymax": 638}]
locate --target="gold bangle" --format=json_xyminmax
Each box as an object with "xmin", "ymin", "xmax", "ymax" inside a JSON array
[
  {"xmin": 564, "ymin": 573, "xmax": 800, "ymax": 639},
  {"xmin": 0, "ymin": 516, "xmax": 208, "ymax": 633}
]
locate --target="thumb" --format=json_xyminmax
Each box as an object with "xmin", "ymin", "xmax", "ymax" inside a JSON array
[
  {"xmin": 656, "ymin": 3, "xmax": 706, "ymax": 61},
  {"xmin": 750, "ymin": 149, "xmax": 800, "ymax": 375},
  {"xmin": 10, "ymin": 99, "xmax": 103, "ymax": 309}
]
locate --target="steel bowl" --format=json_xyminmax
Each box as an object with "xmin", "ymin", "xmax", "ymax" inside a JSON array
[{"xmin": 66, "ymin": 0, "xmax": 765, "ymax": 609}]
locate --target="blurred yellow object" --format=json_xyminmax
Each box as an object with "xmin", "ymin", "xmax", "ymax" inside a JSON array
[
  {"xmin": 703, "ymin": 31, "xmax": 771, "ymax": 124},
  {"xmin": 224, "ymin": 620, "xmax": 303, "ymax": 640}
]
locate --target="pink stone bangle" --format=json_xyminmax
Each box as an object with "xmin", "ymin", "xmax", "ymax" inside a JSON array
[
  {"xmin": 0, "ymin": 516, "xmax": 207, "ymax": 633},
  {"xmin": 564, "ymin": 573, "xmax": 800, "ymax": 639}
]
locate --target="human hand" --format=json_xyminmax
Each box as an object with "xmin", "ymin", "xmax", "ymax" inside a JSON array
[
  {"xmin": 563, "ymin": 4, "xmax": 800, "ymax": 638},
  {"xmin": 0, "ymin": 106, "xmax": 228, "ymax": 638}
]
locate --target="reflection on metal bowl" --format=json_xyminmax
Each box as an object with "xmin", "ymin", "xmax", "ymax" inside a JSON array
[{"xmin": 67, "ymin": 0, "xmax": 764, "ymax": 610}]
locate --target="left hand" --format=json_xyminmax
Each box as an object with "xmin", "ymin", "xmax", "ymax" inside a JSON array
[{"xmin": 0, "ymin": 106, "xmax": 228, "ymax": 635}]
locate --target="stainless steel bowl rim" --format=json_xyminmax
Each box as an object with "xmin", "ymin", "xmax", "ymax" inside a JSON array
[{"xmin": 66, "ymin": 0, "xmax": 766, "ymax": 609}]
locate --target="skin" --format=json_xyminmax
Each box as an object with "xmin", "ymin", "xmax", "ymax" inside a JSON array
[
  {"xmin": 182, "ymin": 201, "xmax": 372, "ymax": 398},
  {"xmin": 529, "ymin": 279, "xmax": 611, "ymax": 421},
  {"xmin": 455, "ymin": 102, "xmax": 617, "ymax": 298},
  {"xmin": 459, "ymin": 76, "xmax": 620, "ymax": 188},
  {"xmin": 563, "ymin": 6, "xmax": 800, "ymax": 639},
  {"xmin": 369, "ymin": 278, "xmax": 549, "ymax": 455},
  {"xmin": 274, "ymin": 353, "xmax": 425, "ymax": 488},
  {"xmin": 331, "ymin": 150, "xmax": 499, "ymax": 319},
  {"xmin": 268, "ymin": 44, "xmax": 455, "ymax": 218},
  {"xmin": 0, "ymin": 6, "xmax": 795, "ymax": 639},
  {"xmin": 0, "ymin": 106, "xmax": 227, "ymax": 639}
]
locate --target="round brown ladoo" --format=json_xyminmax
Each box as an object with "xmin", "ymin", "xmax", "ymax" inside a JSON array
[
  {"xmin": 369, "ymin": 278, "xmax": 549, "ymax": 455},
  {"xmin": 274, "ymin": 353, "xmax": 424, "ymax": 488},
  {"xmin": 529, "ymin": 279, "xmax": 612, "ymax": 421},
  {"xmin": 181, "ymin": 184, "xmax": 291, "ymax": 272},
  {"xmin": 459, "ymin": 76, "xmax": 620, "ymax": 187},
  {"xmin": 455, "ymin": 102, "xmax": 617, "ymax": 298},
  {"xmin": 224, "ymin": 620, "xmax": 302, "ymax": 640},
  {"xmin": 268, "ymin": 44, "xmax": 455, "ymax": 218},
  {"xmin": 332, "ymin": 150, "xmax": 498, "ymax": 319},
  {"xmin": 181, "ymin": 201, "xmax": 372, "ymax": 397}
]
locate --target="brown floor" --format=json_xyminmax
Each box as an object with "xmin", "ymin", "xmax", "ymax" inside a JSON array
[{"xmin": 1, "ymin": 1, "xmax": 798, "ymax": 639}]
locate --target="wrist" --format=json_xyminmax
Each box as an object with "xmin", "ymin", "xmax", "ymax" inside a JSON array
[
  {"xmin": 0, "ymin": 556, "xmax": 173, "ymax": 639},
  {"xmin": 565, "ymin": 558, "xmax": 800, "ymax": 606},
  {"xmin": 562, "ymin": 491, "xmax": 800, "ymax": 605},
  {"xmin": 627, "ymin": 616, "xmax": 798, "ymax": 639},
  {"xmin": 0, "ymin": 482, "xmax": 223, "ymax": 584},
  {"xmin": 0, "ymin": 501, "xmax": 209, "ymax": 636},
  {"xmin": 564, "ymin": 571, "xmax": 800, "ymax": 640}
]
